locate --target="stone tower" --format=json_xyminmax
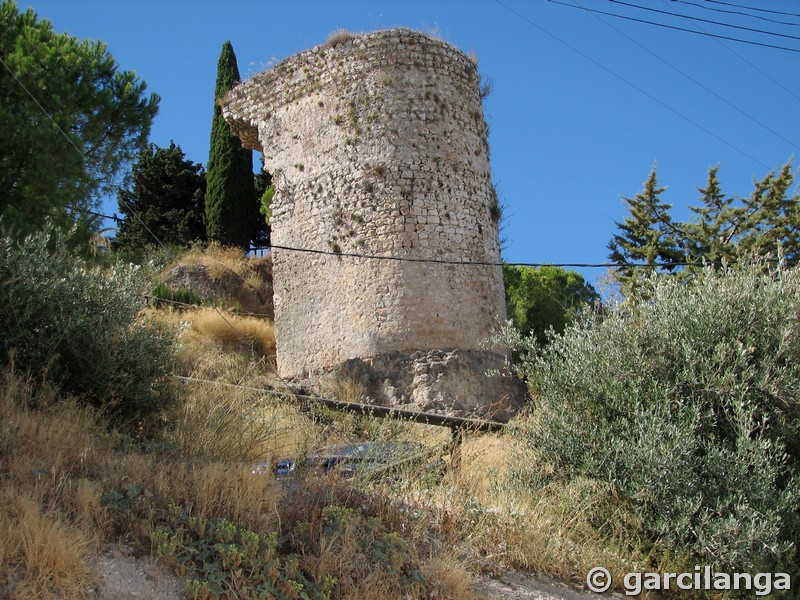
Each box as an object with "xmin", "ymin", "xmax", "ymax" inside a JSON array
[{"xmin": 223, "ymin": 29, "xmax": 524, "ymax": 417}]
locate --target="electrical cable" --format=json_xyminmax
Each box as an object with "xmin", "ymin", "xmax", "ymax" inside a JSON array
[
  {"xmin": 269, "ymin": 242, "xmax": 765, "ymax": 270},
  {"xmin": 668, "ymin": 0, "xmax": 800, "ymax": 27},
  {"xmin": 660, "ymin": 0, "xmax": 800, "ymax": 102},
  {"xmin": 571, "ymin": 0, "xmax": 799, "ymax": 152},
  {"xmin": 701, "ymin": 0, "xmax": 800, "ymax": 19},
  {"xmin": 608, "ymin": 0, "xmax": 800, "ymax": 42},
  {"xmin": 493, "ymin": 0, "xmax": 773, "ymax": 169},
  {"xmin": 544, "ymin": 0, "xmax": 800, "ymax": 53}
]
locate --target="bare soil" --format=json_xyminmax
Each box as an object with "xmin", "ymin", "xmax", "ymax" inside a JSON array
[{"xmin": 91, "ymin": 544, "xmax": 607, "ymax": 600}]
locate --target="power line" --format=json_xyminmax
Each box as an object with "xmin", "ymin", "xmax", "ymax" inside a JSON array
[
  {"xmin": 270, "ymin": 242, "xmax": 743, "ymax": 270},
  {"xmin": 701, "ymin": 0, "xmax": 800, "ymax": 19},
  {"xmin": 493, "ymin": 0, "xmax": 773, "ymax": 169},
  {"xmin": 142, "ymin": 239, "xmax": 786, "ymax": 273},
  {"xmin": 142, "ymin": 294, "xmax": 272, "ymax": 318},
  {"xmin": 0, "ymin": 55, "xmax": 86, "ymax": 157},
  {"xmin": 544, "ymin": 0, "xmax": 800, "ymax": 53},
  {"xmin": 669, "ymin": 0, "xmax": 800, "ymax": 27},
  {"xmin": 661, "ymin": 0, "xmax": 800, "ymax": 102},
  {"xmin": 609, "ymin": 0, "xmax": 800, "ymax": 42},
  {"xmin": 68, "ymin": 207, "xmax": 121, "ymax": 223},
  {"xmin": 571, "ymin": 0, "xmax": 800, "ymax": 151}
]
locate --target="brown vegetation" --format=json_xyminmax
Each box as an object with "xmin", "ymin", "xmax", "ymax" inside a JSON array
[{"xmin": 0, "ymin": 247, "xmax": 639, "ymax": 599}]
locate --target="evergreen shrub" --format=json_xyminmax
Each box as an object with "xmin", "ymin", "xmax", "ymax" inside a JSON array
[
  {"xmin": 0, "ymin": 227, "xmax": 177, "ymax": 430},
  {"xmin": 499, "ymin": 263, "xmax": 800, "ymax": 576}
]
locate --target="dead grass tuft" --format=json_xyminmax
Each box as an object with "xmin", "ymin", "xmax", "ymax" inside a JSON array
[
  {"xmin": 178, "ymin": 244, "xmax": 249, "ymax": 281},
  {"xmin": 0, "ymin": 487, "xmax": 94, "ymax": 599},
  {"xmin": 326, "ymin": 28, "xmax": 355, "ymax": 48},
  {"xmin": 183, "ymin": 307, "xmax": 276, "ymax": 356},
  {"xmin": 420, "ymin": 552, "xmax": 478, "ymax": 599},
  {"xmin": 175, "ymin": 462, "xmax": 284, "ymax": 532}
]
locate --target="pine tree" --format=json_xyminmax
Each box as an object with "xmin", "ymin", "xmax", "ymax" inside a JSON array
[
  {"xmin": 609, "ymin": 160, "xmax": 799, "ymax": 295},
  {"xmin": 0, "ymin": 1, "xmax": 159, "ymax": 238},
  {"xmin": 607, "ymin": 167, "xmax": 682, "ymax": 291},
  {"xmin": 682, "ymin": 166, "xmax": 741, "ymax": 268},
  {"xmin": 503, "ymin": 264, "xmax": 599, "ymax": 345},
  {"xmin": 205, "ymin": 41, "xmax": 256, "ymax": 250},
  {"xmin": 738, "ymin": 162, "xmax": 799, "ymax": 262}
]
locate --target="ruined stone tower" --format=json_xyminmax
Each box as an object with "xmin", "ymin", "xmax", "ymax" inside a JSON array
[{"xmin": 223, "ymin": 29, "xmax": 523, "ymax": 417}]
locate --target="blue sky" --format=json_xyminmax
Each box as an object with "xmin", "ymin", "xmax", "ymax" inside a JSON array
[{"xmin": 23, "ymin": 0, "xmax": 800, "ymax": 287}]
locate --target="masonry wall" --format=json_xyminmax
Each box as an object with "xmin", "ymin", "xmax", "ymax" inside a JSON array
[{"xmin": 223, "ymin": 29, "xmax": 508, "ymax": 384}]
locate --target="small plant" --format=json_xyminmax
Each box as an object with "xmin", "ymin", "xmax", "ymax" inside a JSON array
[
  {"xmin": 151, "ymin": 282, "xmax": 202, "ymax": 308},
  {"xmin": 479, "ymin": 75, "xmax": 493, "ymax": 99},
  {"xmin": 489, "ymin": 200, "xmax": 502, "ymax": 223},
  {"xmin": 291, "ymin": 504, "xmax": 426, "ymax": 597},
  {"xmin": 325, "ymin": 29, "xmax": 354, "ymax": 48},
  {"xmin": 152, "ymin": 507, "xmax": 332, "ymax": 600}
]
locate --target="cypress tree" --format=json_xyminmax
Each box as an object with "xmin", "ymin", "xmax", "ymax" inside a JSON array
[{"xmin": 205, "ymin": 41, "xmax": 255, "ymax": 249}]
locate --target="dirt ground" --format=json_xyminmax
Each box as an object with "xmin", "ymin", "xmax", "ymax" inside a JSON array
[{"xmin": 91, "ymin": 543, "xmax": 609, "ymax": 600}]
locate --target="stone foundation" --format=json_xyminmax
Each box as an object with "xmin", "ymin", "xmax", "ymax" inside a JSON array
[{"xmin": 308, "ymin": 349, "xmax": 526, "ymax": 421}]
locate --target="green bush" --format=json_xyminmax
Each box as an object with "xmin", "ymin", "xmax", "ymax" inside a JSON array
[
  {"xmin": 152, "ymin": 506, "xmax": 331, "ymax": 600},
  {"xmin": 0, "ymin": 227, "xmax": 177, "ymax": 430},
  {"xmin": 151, "ymin": 282, "xmax": 202, "ymax": 308},
  {"xmin": 498, "ymin": 263, "xmax": 800, "ymax": 577},
  {"xmin": 502, "ymin": 264, "xmax": 599, "ymax": 345}
]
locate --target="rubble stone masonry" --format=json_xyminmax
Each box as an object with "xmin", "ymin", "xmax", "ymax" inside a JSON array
[{"xmin": 223, "ymin": 29, "xmax": 523, "ymax": 416}]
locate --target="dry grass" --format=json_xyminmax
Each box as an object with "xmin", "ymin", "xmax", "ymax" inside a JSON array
[
  {"xmin": 1, "ymin": 237, "xmax": 650, "ymax": 598},
  {"xmin": 176, "ymin": 244, "xmax": 250, "ymax": 281},
  {"xmin": 157, "ymin": 305, "xmax": 320, "ymax": 462},
  {"xmin": 421, "ymin": 431, "xmax": 647, "ymax": 585},
  {"xmin": 176, "ymin": 307, "xmax": 276, "ymax": 357},
  {"xmin": 160, "ymin": 244, "xmax": 273, "ymax": 316},
  {"xmin": 0, "ymin": 357, "xmax": 646, "ymax": 599},
  {"xmin": 450, "ymin": 433, "xmax": 512, "ymax": 504},
  {"xmin": 326, "ymin": 28, "xmax": 355, "ymax": 48},
  {"xmin": 170, "ymin": 384, "xmax": 319, "ymax": 462},
  {"xmin": 175, "ymin": 244, "xmax": 272, "ymax": 298},
  {"xmin": 420, "ymin": 552, "xmax": 478, "ymax": 600},
  {"xmin": 0, "ymin": 488, "xmax": 94, "ymax": 599},
  {"xmin": 0, "ymin": 374, "xmax": 99, "ymax": 598},
  {"xmin": 0, "ymin": 369, "xmax": 287, "ymax": 597}
]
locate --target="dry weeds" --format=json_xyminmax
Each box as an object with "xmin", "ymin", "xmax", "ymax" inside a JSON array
[{"xmin": 0, "ymin": 241, "xmax": 645, "ymax": 598}]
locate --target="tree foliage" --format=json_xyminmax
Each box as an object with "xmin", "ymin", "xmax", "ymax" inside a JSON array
[
  {"xmin": 205, "ymin": 41, "xmax": 257, "ymax": 250},
  {"xmin": 497, "ymin": 263, "xmax": 800, "ymax": 575},
  {"xmin": 503, "ymin": 264, "xmax": 598, "ymax": 345},
  {"xmin": 0, "ymin": 1, "xmax": 159, "ymax": 237},
  {"xmin": 607, "ymin": 167, "xmax": 683, "ymax": 291},
  {"xmin": 0, "ymin": 226, "xmax": 177, "ymax": 430},
  {"xmin": 114, "ymin": 142, "xmax": 206, "ymax": 252},
  {"xmin": 253, "ymin": 168, "xmax": 273, "ymax": 248},
  {"xmin": 608, "ymin": 160, "xmax": 799, "ymax": 293}
]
